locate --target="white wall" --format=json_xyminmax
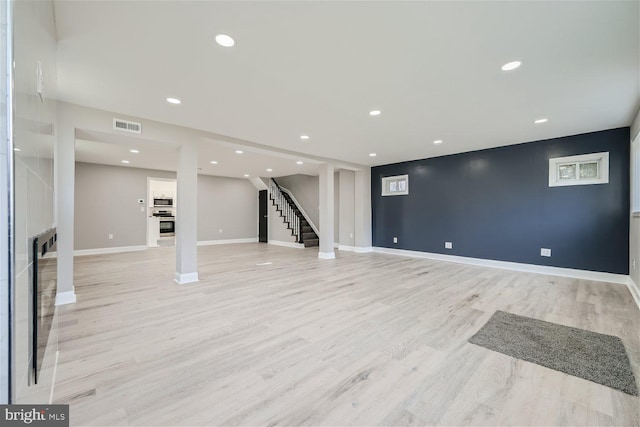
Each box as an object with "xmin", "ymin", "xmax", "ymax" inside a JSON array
[
  {"xmin": 12, "ymin": 0, "xmax": 58, "ymax": 403},
  {"xmin": 197, "ymin": 174, "xmax": 257, "ymax": 242},
  {"xmin": 338, "ymin": 170, "xmax": 356, "ymax": 247},
  {"xmin": 334, "ymin": 172, "xmax": 339, "ymax": 243}
]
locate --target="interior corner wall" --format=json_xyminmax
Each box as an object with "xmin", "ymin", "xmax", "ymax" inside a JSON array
[
  {"xmin": 12, "ymin": 0, "xmax": 58, "ymax": 403},
  {"xmin": 75, "ymin": 163, "xmax": 174, "ymax": 250},
  {"xmin": 75, "ymin": 162, "xmax": 258, "ymax": 250},
  {"xmin": 372, "ymin": 128, "xmax": 630, "ymax": 274},
  {"xmin": 197, "ymin": 175, "xmax": 257, "ymax": 241}
]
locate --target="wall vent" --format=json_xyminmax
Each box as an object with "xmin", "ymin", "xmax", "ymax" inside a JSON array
[{"xmin": 113, "ymin": 118, "xmax": 141, "ymax": 134}]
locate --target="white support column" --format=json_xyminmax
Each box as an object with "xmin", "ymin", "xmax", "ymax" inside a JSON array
[
  {"xmin": 354, "ymin": 167, "xmax": 372, "ymax": 252},
  {"xmin": 318, "ymin": 163, "xmax": 335, "ymax": 259},
  {"xmin": 174, "ymin": 141, "xmax": 199, "ymax": 284},
  {"xmin": 55, "ymin": 118, "xmax": 77, "ymax": 305}
]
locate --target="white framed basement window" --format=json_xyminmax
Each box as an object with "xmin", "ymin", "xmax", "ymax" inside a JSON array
[
  {"xmin": 382, "ymin": 174, "xmax": 409, "ymax": 196},
  {"xmin": 632, "ymin": 133, "xmax": 640, "ymax": 215},
  {"xmin": 548, "ymin": 152, "xmax": 609, "ymax": 187}
]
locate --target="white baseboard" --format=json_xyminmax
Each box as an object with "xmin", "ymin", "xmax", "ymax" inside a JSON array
[
  {"xmin": 627, "ymin": 277, "xmax": 640, "ymax": 311},
  {"xmin": 55, "ymin": 291, "xmax": 76, "ymax": 306},
  {"xmin": 268, "ymin": 240, "xmax": 304, "ymax": 249},
  {"xmin": 373, "ymin": 246, "xmax": 629, "ymax": 285},
  {"xmin": 334, "ymin": 242, "xmax": 340, "ymax": 249},
  {"xmin": 74, "ymin": 245, "xmax": 148, "ymax": 257},
  {"xmin": 338, "ymin": 245, "xmax": 355, "ymax": 251},
  {"xmin": 174, "ymin": 272, "xmax": 199, "ymax": 284},
  {"xmin": 197, "ymin": 238, "xmax": 258, "ymax": 246},
  {"xmin": 318, "ymin": 251, "xmax": 336, "ymax": 260}
]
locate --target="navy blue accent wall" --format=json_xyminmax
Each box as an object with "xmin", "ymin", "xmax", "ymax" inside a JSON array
[{"xmin": 372, "ymin": 128, "xmax": 630, "ymax": 274}]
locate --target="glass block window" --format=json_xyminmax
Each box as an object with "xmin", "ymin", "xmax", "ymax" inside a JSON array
[
  {"xmin": 549, "ymin": 152, "xmax": 609, "ymax": 187},
  {"xmin": 382, "ymin": 175, "xmax": 409, "ymax": 196}
]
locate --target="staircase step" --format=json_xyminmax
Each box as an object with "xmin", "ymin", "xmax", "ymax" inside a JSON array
[
  {"xmin": 301, "ymin": 226, "xmax": 313, "ymax": 233},
  {"xmin": 302, "ymin": 232, "xmax": 317, "ymax": 240},
  {"xmin": 304, "ymin": 238, "xmax": 319, "ymax": 248}
]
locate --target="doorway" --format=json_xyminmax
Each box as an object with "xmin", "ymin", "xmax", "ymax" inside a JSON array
[
  {"xmin": 147, "ymin": 177, "xmax": 177, "ymax": 247},
  {"xmin": 259, "ymin": 190, "xmax": 268, "ymax": 243}
]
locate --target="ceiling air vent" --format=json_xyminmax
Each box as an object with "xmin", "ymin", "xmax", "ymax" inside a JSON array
[{"xmin": 113, "ymin": 118, "xmax": 141, "ymax": 134}]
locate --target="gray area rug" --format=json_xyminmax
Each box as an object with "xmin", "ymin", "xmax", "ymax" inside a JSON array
[{"xmin": 468, "ymin": 310, "xmax": 638, "ymax": 396}]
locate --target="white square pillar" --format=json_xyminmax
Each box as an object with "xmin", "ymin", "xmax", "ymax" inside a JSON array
[
  {"xmin": 318, "ymin": 163, "xmax": 335, "ymax": 259},
  {"xmin": 175, "ymin": 141, "xmax": 199, "ymax": 283}
]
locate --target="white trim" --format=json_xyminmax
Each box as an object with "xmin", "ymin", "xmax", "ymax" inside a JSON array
[
  {"xmin": 334, "ymin": 242, "xmax": 340, "ymax": 249},
  {"xmin": 74, "ymin": 245, "xmax": 148, "ymax": 257},
  {"xmin": 382, "ymin": 174, "xmax": 409, "ymax": 196},
  {"xmin": 373, "ymin": 246, "xmax": 629, "ymax": 285},
  {"xmin": 354, "ymin": 246, "xmax": 374, "ymax": 253},
  {"xmin": 197, "ymin": 238, "xmax": 258, "ymax": 246},
  {"xmin": 549, "ymin": 152, "xmax": 609, "ymax": 187},
  {"xmin": 249, "ymin": 177, "xmax": 268, "ymax": 191},
  {"xmin": 55, "ymin": 291, "xmax": 77, "ymax": 306},
  {"xmin": 627, "ymin": 277, "xmax": 640, "ymax": 311},
  {"xmin": 318, "ymin": 251, "xmax": 336, "ymax": 260},
  {"xmin": 268, "ymin": 240, "xmax": 304, "ymax": 249},
  {"xmin": 278, "ymin": 185, "xmax": 319, "ymax": 236},
  {"xmin": 338, "ymin": 245, "xmax": 356, "ymax": 252},
  {"xmin": 174, "ymin": 272, "xmax": 199, "ymax": 284}
]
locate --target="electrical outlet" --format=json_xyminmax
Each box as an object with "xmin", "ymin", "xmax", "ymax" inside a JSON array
[
  {"xmin": 219, "ymin": 229, "xmax": 223, "ymax": 234},
  {"xmin": 349, "ymin": 233, "xmax": 353, "ymax": 239},
  {"xmin": 108, "ymin": 234, "xmax": 113, "ymax": 240},
  {"xmin": 445, "ymin": 242, "xmax": 453, "ymax": 249},
  {"xmin": 140, "ymin": 206, "xmax": 144, "ymax": 212},
  {"xmin": 393, "ymin": 237, "xmax": 398, "ymax": 244},
  {"xmin": 633, "ymin": 259, "xmax": 636, "ymax": 269},
  {"xmin": 541, "ymin": 248, "xmax": 551, "ymax": 257}
]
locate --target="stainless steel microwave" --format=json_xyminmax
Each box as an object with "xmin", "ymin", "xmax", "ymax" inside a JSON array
[{"xmin": 153, "ymin": 198, "xmax": 173, "ymax": 207}]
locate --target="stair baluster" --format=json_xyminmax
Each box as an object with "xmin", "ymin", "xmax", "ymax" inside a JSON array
[{"xmin": 268, "ymin": 179, "xmax": 319, "ymax": 247}]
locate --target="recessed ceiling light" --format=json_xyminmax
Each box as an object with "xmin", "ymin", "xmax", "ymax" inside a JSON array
[
  {"xmin": 300, "ymin": 135, "xmax": 310, "ymax": 140},
  {"xmin": 215, "ymin": 34, "xmax": 235, "ymax": 47},
  {"xmin": 130, "ymin": 149, "xmax": 139, "ymax": 154},
  {"xmin": 121, "ymin": 160, "xmax": 130, "ymax": 164},
  {"xmin": 210, "ymin": 160, "xmax": 218, "ymax": 164},
  {"xmin": 166, "ymin": 97, "xmax": 181, "ymax": 105},
  {"xmin": 501, "ymin": 61, "xmax": 522, "ymax": 71},
  {"xmin": 235, "ymin": 150, "xmax": 243, "ymax": 154},
  {"xmin": 266, "ymin": 168, "xmax": 273, "ymax": 172},
  {"xmin": 369, "ymin": 153, "xmax": 377, "ymax": 157},
  {"xmin": 433, "ymin": 140, "xmax": 443, "ymax": 144},
  {"xmin": 13, "ymin": 148, "xmax": 20, "ymax": 152},
  {"xmin": 296, "ymin": 161, "xmax": 303, "ymax": 165},
  {"xmin": 369, "ymin": 110, "xmax": 381, "ymax": 116},
  {"xmin": 534, "ymin": 118, "xmax": 548, "ymax": 124},
  {"xmin": 243, "ymin": 174, "xmax": 250, "ymax": 177}
]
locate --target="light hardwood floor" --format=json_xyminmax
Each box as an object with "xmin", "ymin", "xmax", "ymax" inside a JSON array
[{"xmin": 53, "ymin": 243, "xmax": 640, "ymax": 426}]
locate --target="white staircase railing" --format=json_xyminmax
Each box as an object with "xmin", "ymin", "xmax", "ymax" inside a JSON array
[{"xmin": 269, "ymin": 179, "xmax": 301, "ymax": 242}]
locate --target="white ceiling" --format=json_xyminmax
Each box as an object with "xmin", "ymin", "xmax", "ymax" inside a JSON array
[{"xmin": 54, "ymin": 1, "xmax": 639, "ymax": 175}]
